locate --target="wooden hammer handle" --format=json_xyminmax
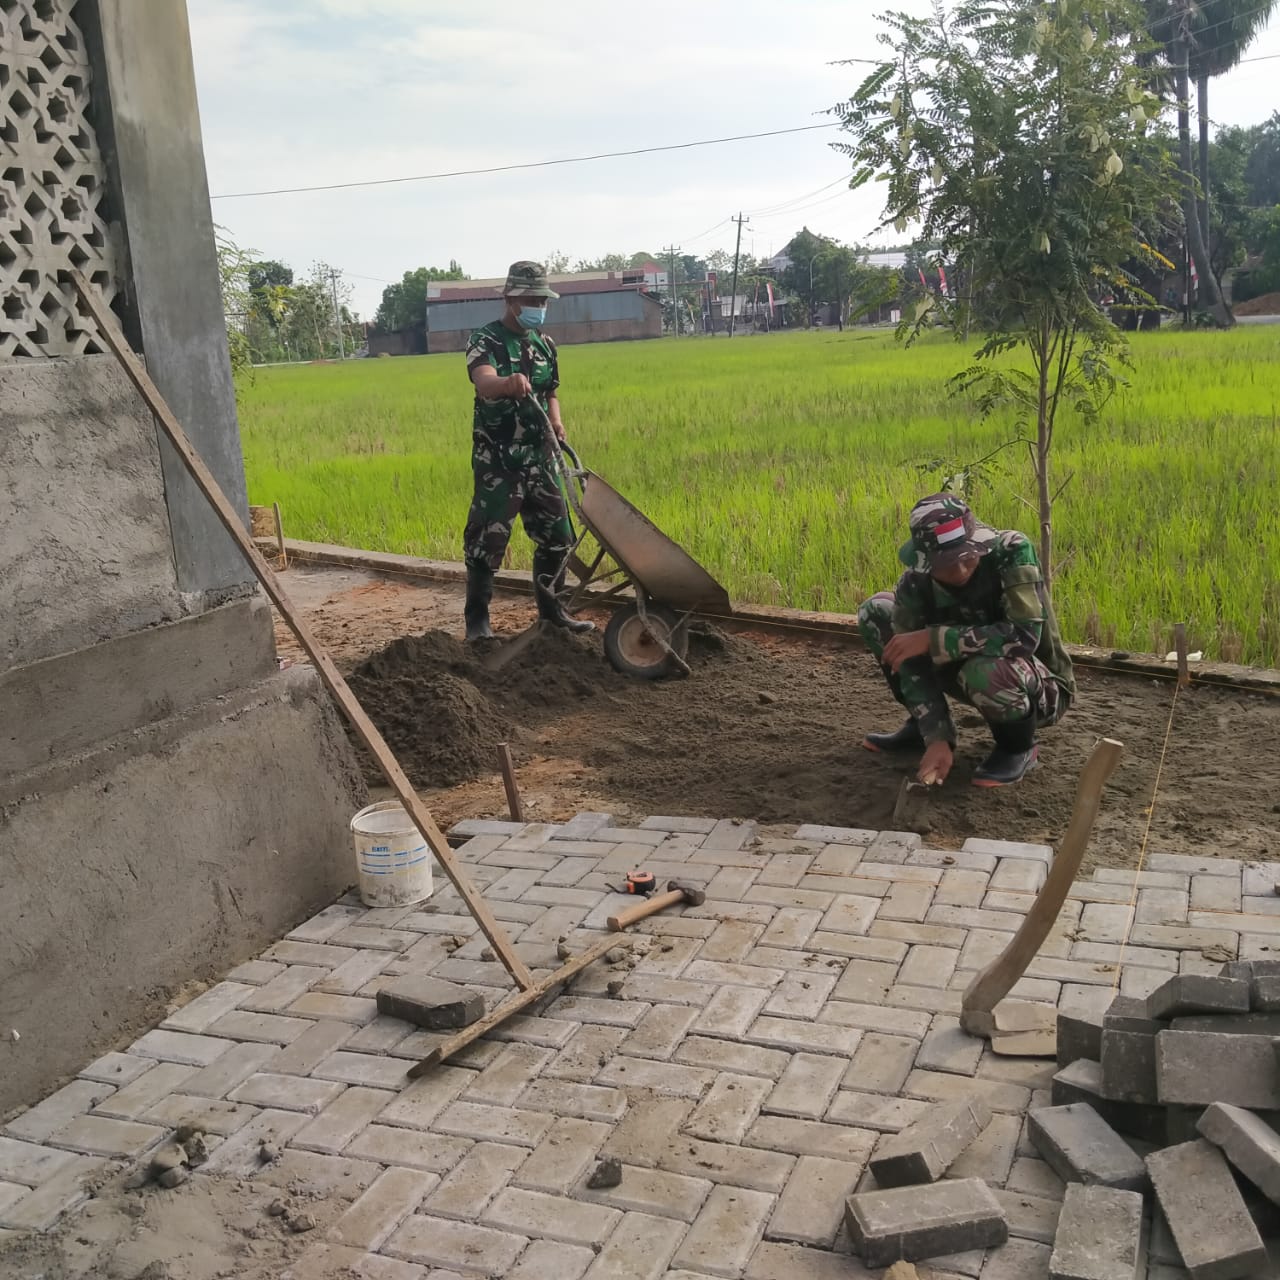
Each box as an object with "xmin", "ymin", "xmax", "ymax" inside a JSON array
[{"xmin": 607, "ymin": 888, "xmax": 684, "ymax": 932}]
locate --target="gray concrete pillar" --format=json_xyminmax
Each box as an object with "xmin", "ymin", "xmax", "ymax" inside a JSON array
[{"xmin": 83, "ymin": 0, "xmax": 253, "ymax": 599}]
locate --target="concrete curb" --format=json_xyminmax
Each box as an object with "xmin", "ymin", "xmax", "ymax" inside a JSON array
[{"xmin": 272, "ymin": 537, "xmax": 1280, "ymax": 695}]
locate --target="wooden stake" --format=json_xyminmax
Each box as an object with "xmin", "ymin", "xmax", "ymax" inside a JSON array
[
  {"xmin": 960, "ymin": 737, "xmax": 1123, "ymax": 1045},
  {"xmin": 71, "ymin": 272, "xmax": 536, "ymax": 994},
  {"xmin": 1173, "ymin": 623, "xmax": 1190, "ymax": 688},
  {"xmin": 271, "ymin": 501, "xmax": 287, "ymax": 567},
  {"xmin": 407, "ymin": 933, "xmax": 627, "ymax": 1077},
  {"xmin": 497, "ymin": 743, "xmax": 524, "ymax": 822}
]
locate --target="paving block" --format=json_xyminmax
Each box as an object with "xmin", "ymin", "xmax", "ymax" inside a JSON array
[
  {"xmin": 845, "ymin": 1177, "xmax": 1007, "ymax": 1268},
  {"xmin": 1099, "ymin": 999, "xmax": 1160, "ymax": 1105},
  {"xmin": 1056, "ymin": 1006, "xmax": 1106, "ymax": 1070},
  {"xmin": 1027, "ymin": 1104, "xmax": 1146, "ymax": 1192},
  {"xmin": 1155, "ymin": 1029, "xmax": 1280, "ymax": 1109},
  {"xmin": 869, "ymin": 1098, "xmax": 992, "ymax": 1188},
  {"xmin": 375, "ymin": 976, "xmax": 484, "ymax": 1030},
  {"xmin": 1253, "ymin": 974, "xmax": 1280, "ymax": 1012},
  {"xmin": 1048, "ymin": 1183, "xmax": 1144, "ymax": 1280},
  {"xmin": 1049, "ymin": 1061, "xmax": 1164, "ymax": 1144},
  {"xmin": 670, "ymin": 1184, "xmax": 775, "ymax": 1275},
  {"xmin": 1146, "ymin": 1140, "xmax": 1267, "ymax": 1280},
  {"xmin": 1144, "ymin": 974, "xmax": 1250, "ymax": 1020},
  {"xmin": 1196, "ymin": 1102, "xmax": 1280, "ymax": 1205},
  {"xmin": 1171, "ymin": 1012, "xmax": 1280, "ymax": 1035}
]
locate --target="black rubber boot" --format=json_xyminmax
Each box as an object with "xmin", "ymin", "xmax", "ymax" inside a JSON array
[
  {"xmin": 464, "ymin": 563, "xmax": 494, "ymax": 641},
  {"xmin": 973, "ymin": 715, "xmax": 1039, "ymax": 787},
  {"xmin": 533, "ymin": 549, "xmax": 595, "ymax": 634},
  {"xmin": 862, "ymin": 718, "xmax": 925, "ymax": 753}
]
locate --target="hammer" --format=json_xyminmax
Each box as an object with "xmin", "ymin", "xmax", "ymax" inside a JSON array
[{"xmin": 606, "ymin": 880, "xmax": 706, "ymax": 932}]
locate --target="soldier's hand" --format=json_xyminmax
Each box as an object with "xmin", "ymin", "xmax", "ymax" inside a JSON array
[
  {"xmin": 551, "ymin": 420, "xmax": 566, "ymax": 442},
  {"xmin": 883, "ymin": 629, "xmax": 931, "ymax": 672},
  {"xmin": 918, "ymin": 740, "xmax": 954, "ymax": 786},
  {"xmin": 504, "ymin": 373, "xmax": 533, "ymax": 399}
]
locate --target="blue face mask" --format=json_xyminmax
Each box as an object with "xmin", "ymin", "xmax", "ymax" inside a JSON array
[{"xmin": 517, "ymin": 305, "xmax": 547, "ymax": 330}]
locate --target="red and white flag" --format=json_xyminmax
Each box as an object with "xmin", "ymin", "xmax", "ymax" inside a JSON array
[{"xmin": 766, "ymin": 281, "xmax": 776, "ymax": 317}]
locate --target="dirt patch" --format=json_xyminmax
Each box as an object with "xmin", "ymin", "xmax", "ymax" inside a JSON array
[
  {"xmin": 1235, "ymin": 291, "xmax": 1280, "ymax": 316},
  {"xmin": 311, "ymin": 572, "xmax": 1280, "ymax": 871},
  {"xmin": 0, "ymin": 1157, "xmax": 355, "ymax": 1280}
]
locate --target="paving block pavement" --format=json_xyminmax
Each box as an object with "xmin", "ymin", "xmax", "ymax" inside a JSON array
[{"xmin": 3, "ymin": 813, "xmax": 1274, "ymax": 1277}]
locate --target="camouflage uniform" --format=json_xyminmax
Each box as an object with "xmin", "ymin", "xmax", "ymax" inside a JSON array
[
  {"xmin": 462, "ymin": 320, "xmax": 573, "ymax": 572},
  {"xmin": 858, "ymin": 515, "xmax": 1076, "ymax": 747}
]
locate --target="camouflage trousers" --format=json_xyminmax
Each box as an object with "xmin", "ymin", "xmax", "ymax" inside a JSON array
[
  {"xmin": 463, "ymin": 439, "xmax": 573, "ymax": 573},
  {"xmin": 857, "ymin": 592, "xmax": 1066, "ymax": 729}
]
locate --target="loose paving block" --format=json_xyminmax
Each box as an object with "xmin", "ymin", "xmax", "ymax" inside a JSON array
[
  {"xmin": 869, "ymin": 1098, "xmax": 992, "ymax": 1187},
  {"xmin": 1156, "ymin": 1030, "xmax": 1280, "ymax": 1109},
  {"xmin": 1196, "ymin": 1102, "xmax": 1280, "ymax": 1205},
  {"xmin": 375, "ymin": 975, "xmax": 484, "ymax": 1030},
  {"xmin": 1172, "ymin": 1012, "xmax": 1280, "ymax": 1035},
  {"xmin": 844, "ymin": 1177, "xmax": 1007, "ymax": 1267},
  {"xmin": 1100, "ymin": 998, "xmax": 1160, "ymax": 1105},
  {"xmin": 1146, "ymin": 1140, "xmax": 1268, "ymax": 1280},
  {"xmin": 1253, "ymin": 974, "xmax": 1280, "ymax": 1011},
  {"xmin": 1048, "ymin": 1183, "xmax": 1144, "ymax": 1280},
  {"xmin": 1050, "ymin": 1060, "xmax": 1167, "ymax": 1146},
  {"xmin": 1144, "ymin": 974, "xmax": 1250, "ymax": 1020},
  {"xmin": 1056, "ymin": 1004, "xmax": 1107, "ymax": 1069},
  {"xmin": 1027, "ymin": 1104, "xmax": 1146, "ymax": 1192}
]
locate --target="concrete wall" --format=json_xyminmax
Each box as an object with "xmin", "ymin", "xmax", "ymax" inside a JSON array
[
  {"xmin": 0, "ymin": 668, "xmax": 366, "ymax": 1117},
  {"xmin": 0, "ymin": 357, "xmax": 184, "ymax": 668}
]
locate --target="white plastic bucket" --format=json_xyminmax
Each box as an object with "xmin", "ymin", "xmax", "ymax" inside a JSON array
[{"xmin": 350, "ymin": 800, "xmax": 434, "ymax": 908}]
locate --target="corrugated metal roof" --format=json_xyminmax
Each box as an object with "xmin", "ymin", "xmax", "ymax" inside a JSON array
[{"xmin": 427, "ymin": 290, "xmax": 659, "ymax": 334}]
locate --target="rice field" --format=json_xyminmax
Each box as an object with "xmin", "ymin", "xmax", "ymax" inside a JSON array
[{"xmin": 238, "ymin": 327, "xmax": 1280, "ymax": 667}]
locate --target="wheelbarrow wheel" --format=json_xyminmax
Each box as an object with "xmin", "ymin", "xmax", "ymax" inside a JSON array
[{"xmin": 603, "ymin": 604, "xmax": 688, "ymax": 680}]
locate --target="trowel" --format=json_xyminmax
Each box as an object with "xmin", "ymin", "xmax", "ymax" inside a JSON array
[{"xmin": 892, "ymin": 774, "xmax": 941, "ymax": 831}]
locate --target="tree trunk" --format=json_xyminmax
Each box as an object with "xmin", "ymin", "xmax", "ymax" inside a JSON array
[
  {"xmin": 1036, "ymin": 354, "xmax": 1053, "ymax": 582},
  {"xmin": 1197, "ymin": 74, "xmax": 1211, "ymax": 265},
  {"xmin": 1175, "ymin": 41, "xmax": 1232, "ymax": 326}
]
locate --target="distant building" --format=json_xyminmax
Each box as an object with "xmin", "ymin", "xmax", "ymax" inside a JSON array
[{"xmin": 369, "ymin": 270, "xmax": 664, "ymax": 355}]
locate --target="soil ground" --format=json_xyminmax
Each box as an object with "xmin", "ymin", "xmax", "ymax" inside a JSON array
[{"xmin": 275, "ymin": 565, "xmax": 1280, "ymax": 872}]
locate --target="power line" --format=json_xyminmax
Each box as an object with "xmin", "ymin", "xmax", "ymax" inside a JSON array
[{"xmin": 210, "ymin": 123, "xmax": 838, "ymax": 200}]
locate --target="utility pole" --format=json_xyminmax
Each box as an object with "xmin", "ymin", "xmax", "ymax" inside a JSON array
[
  {"xmin": 328, "ymin": 268, "xmax": 346, "ymax": 360},
  {"xmin": 662, "ymin": 244, "xmax": 681, "ymax": 337},
  {"xmin": 728, "ymin": 213, "xmax": 748, "ymax": 338}
]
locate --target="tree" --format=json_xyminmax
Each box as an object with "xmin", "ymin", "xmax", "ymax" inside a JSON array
[
  {"xmin": 574, "ymin": 252, "xmax": 630, "ymax": 272},
  {"xmin": 832, "ymin": 0, "xmax": 1173, "ymax": 578},
  {"xmin": 374, "ymin": 262, "xmax": 466, "ymax": 332},
  {"xmin": 1189, "ymin": 1, "xmax": 1277, "ymax": 263},
  {"xmin": 544, "ymin": 250, "xmax": 571, "ymax": 273},
  {"xmin": 214, "ymin": 225, "xmax": 254, "ymax": 376}
]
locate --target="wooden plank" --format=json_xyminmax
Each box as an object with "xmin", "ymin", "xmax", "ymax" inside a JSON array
[
  {"xmin": 960, "ymin": 738, "xmax": 1123, "ymax": 1039},
  {"xmin": 71, "ymin": 272, "xmax": 536, "ymax": 994},
  {"xmin": 1173, "ymin": 623, "xmax": 1190, "ymax": 688},
  {"xmin": 406, "ymin": 933, "xmax": 626, "ymax": 1077},
  {"xmin": 497, "ymin": 743, "xmax": 524, "ymax": 822}
]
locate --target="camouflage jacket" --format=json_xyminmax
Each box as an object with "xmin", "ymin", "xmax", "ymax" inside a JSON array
[
  {"xmin": 465, "ymin": 320, "xmax": 559, "ymax": 456},
  {"xmin": 891, "ymin": 530, "xmax": 1076, "ymax": 738}
]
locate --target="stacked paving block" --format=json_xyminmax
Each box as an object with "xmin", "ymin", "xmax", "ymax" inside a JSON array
[
  {"xmin": 844, "ymin": 1099, "xmax": 1009, "ymax": 1266},
  {"xmin": 1042, "ymin": 962, "xmax": 1280, "ymax": 1279}
]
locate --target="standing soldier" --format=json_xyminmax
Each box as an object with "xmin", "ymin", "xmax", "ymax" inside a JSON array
[
  {"xmin": 462, "ymin": 261, "xmax": 594, "ymax": 641},
  {"xmin": 857, "ymin": 494, "xmax": 1075, "ymax": 787}
]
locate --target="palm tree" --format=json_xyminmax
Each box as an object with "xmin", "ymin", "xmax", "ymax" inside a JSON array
[{"xmin": 1190, "ymin": 0, "xmax": 1278, "ymax": 263}]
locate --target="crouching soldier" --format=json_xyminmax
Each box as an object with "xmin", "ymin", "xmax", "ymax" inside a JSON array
[{"xmin": 858, "ymin": 494, "xmax": 1075, "ymax": 787}]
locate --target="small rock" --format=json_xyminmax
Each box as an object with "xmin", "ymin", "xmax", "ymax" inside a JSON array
[
  {"xmin": 480, "ymin": 947, "xmax": 495, "ymax": 962},
  {"xmin": 1201, "ymin": 943, "xmax": 1235, "ymax": 963},
  {"xmin": 1110, "ymin": 650, "xmax": 1132, "ymax": 661},
  {"xmin": 757, "ymin": 690, "xmax": 777, "ymax": 704},
  {"xmin": 606, "ymin": 979, "xmax": 625, "ymax": 999},
  {"xmin": 558, "ymin": 934, "xmax": 569, "ymax": 943},
  {"xmin": 942, "ymin": 854, "xmax": 955, "ymax": 865},
  {"xmin": 267, "ymin": 1198, "xmax": 288, "ymax": 1218},
  {"xmin": 149, "ymin": 1144, "xmax": 187, "ymax": 1175},
  {"xmin": 556, "ymin": 942, "xmax": 573, "ymax": 961},
  {"xmin": 182, "ymin": 1133, "xmax": 209, "ymax": 1167},
  {"xmin": 174, "ymin": 1122, "xmax": 200, "ymax": 1144},
  {"xmin": 123, "ymin": 1168, "xmax": 151, "ymax": 1191},
  {"xmin": 136, "ymin": 1263, "xmax": 173, "ymax": 1280},
  {"xmin": 287, "ymin": 1211, "xmax": 317, "ymax": 1234},
  {"xmin": 586, "ymin": 1157, "xmax": 623, "ymax": 1189},
  {"xmin": 258, "ymin": 1142, "xmax": 281, "ymax": 1165},
  {"xmin": 605, "ymin": 948, "xmax": 627, "ymax": 964},
  {"xmin": 157, "ymin": 1166, "xmax": 189, "ymax": 1189},
  {"xmin": 122, "ymin": 1199, "xmax": 145, "ymax": 1219}
]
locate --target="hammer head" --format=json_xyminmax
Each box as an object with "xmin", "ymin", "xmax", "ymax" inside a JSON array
[{"xmin": 667, "ymin": 880, "xmax": 707, "ymax": 907}]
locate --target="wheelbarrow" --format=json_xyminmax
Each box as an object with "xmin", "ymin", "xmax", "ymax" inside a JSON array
[{"xmin": 523, "ymin": 399, "xmax": 732, "ymax": 680}]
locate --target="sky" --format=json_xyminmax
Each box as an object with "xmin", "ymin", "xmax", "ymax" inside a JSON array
[{"xmin": 188, "ymin": 0, "xmax": 1280, "ymax": 319}]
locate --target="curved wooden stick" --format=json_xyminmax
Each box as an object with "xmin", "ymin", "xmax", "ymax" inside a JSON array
[{"xmin": 960, "ymin": 737, "xmax": 1124, "ymax": 1038}]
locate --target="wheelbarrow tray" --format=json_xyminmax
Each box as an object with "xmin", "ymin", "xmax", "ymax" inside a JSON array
[{"xmin": 576, "ymin": 471, "xmax": 731, "ymax": 617}]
